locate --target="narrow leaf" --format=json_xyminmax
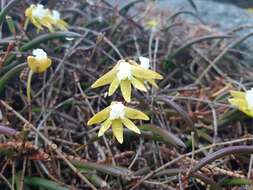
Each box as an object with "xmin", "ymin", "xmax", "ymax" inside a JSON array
[
  {"xmin": 140, "ymin": 125, "xmax": 186, "ymax": 148},
  {"xmin": 24, "ymin": 177, "xmax": 69, "ymax": 190}
]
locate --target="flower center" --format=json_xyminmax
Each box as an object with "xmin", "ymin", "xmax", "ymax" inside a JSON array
[
  {"xmin": 139, "ymin": 56, "xmax": 150, "ymax": 69},
  {"xmin": 33, "ymin": 49, "xmax": 47, "ymax": 60},
  {"xmin": 109, "ymin": 102, "xmax": 125, "ymax": 120},
  {"xmin": 52, "ymin": 10, "xmax": 60, "ymax": 21},
  {"xmin": 32, "ymin": 4, "xmax": 47, "ymax": 19},
  {"xmin": 246, "ymin": 88, "xmax": 253, "ymax": 108},
  {"xmin": 117, "ymin": 61, "xmax": 132, "ymax": 81}
]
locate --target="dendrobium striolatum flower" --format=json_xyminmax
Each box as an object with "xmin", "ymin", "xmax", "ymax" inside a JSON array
[
  {"xmin": 91, "ymin": 58, "xmax": 163, "ymax": 102},
  {"xmin": 26, "ymin": 49, "xmax": 52, "ymax": 102},
  {"xmin": 87, "ymin": 102, "xmax": 149, "ymax": 143},
  {"xmin": 229, "ymin": 88, "xmax": 253, "ymax": 117},
  {"xmin": 27, "ymin": 49, "xmax": 52, "ymax": 73},
  {"xmin": 25, "ymin": 4, "xmax": 68, "ymax": 32}
]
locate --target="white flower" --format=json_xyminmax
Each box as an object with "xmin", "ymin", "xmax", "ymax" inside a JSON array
[
  {"xmin": 109, "ymin": 102, "xmax": 125, "ymax": 120},
  {"xmin": 32, "ymin": 48, "xmax": 47, "ymax": 58},
  {"xmin": 246, "ymin": 88, "xmax": 253, "ymax": 108},
  {"xmin": 32, "ymin": 4, "xmax": 47, "ymax": 19},
  {"xmin": 139, "ymin": 56, "xmax": 150, "ymax": 69},
  {"xmin": 116, "ymin": 61, "xmax": 132, "ymax": 81},
  {"xmin": 52, "ymin": 10, "xmax": 60, "ymax": 21}
]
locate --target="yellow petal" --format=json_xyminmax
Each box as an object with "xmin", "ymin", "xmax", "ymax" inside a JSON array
[
  {"xmin": 125, "ymin": 107, "xmax": 149, "ymax": 120},
  {"xmin": 30, "ymin": 17, "xmax": 43, "ymax": 30},
  {"xmin": 147, "ymin": 79, "xmax": 159, "ymax": 89},
  {"xmin": 56, "ymin": 20, "xmax": 68, "ymax": 31},
  {"xmin": 131, "ymin": 77, "xmax": 147, "ymax": 92},
  {"xmin": 228, "ymin": 98, "xmax": 247, "ymax": 109},
  {"xmin": 230, "ymin": 90, "xmax": 245, "ymax": 99},
  {"xmin": 228, "ymin": 98, "xmax": 253, "ymax": 116},
  {"xmin": 109, "ymin": 78, "xmax": 120, "ymax": 96},
  {"xmin": 87, "ymin": 107, "xmax": 110, "ymax": 125},
  {"xmin": 91, "ymin": 68, "xmax": 117, "ymax": 88},
  {"xmin": 38, "ymin": 58, "xmax": 52, "ymax": 73},
  {"xmin": 131, "ymin": 65, "xmax": 163, "ymax": 80},
  {"xmin": 120, "ymin": 80, "xmax": 131, "ymax": 102},
  {"xmin": 112, "ymin": 119, "xmax": 124, "ymax": 143},
  {"xmin": 27, "ymin": 56, "xmax": 52, "ymax": 73},
  {"xmin": 98, "ymin": 119, "xmax": 112, "ymax": 137},
  {"xmin": 121, "ymin": 118, "xmax": 140, "ymax": 134}
]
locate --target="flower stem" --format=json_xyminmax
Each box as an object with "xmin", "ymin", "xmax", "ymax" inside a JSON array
[{"xmin": 26, "ymin": 69, "xmax": 33, "ymax": 103}]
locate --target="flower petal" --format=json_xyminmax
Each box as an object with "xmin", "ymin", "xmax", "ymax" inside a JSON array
[
  {"xmin": 230, "ymin": 90, "xmax": 245, "ymax": 99},
  {"xmin": 131, "ymin": 77, "xmax": 147, "ymax": 92},
  {"xmin": 112, "ymin": 119, "xmax": 124, "ymax": 143},
  {"xmin": 87, "ymin": 107, "xmax": 110, "ymax": 125},
  {"xmin": 125, "ymin": 107, "xmax": 149, "ymax": 120},
  {"xmin": 228, "ymin": 98, "xmax": 247, "ymax": 109},
  {"xmin": 120, "ymin": 80, "xmax": 131, "ymax": 102},
  {"xmin": 30, "ymin": 17, "xmax": 43, "ymax": 30},
  {"xmin": 27, "ymin": 56, "xmax": 51, "ymax": 73},
  {"xmin": 109, "ymin": 78, "xmax": 120, "ymax": 96},
  {"xmin": 121, "ymin": 118, "xmax": 140, "ymax": 134},
  {"xmin": 98, "ymin": 119, "xmax": 112, "ymax": 137},
  {"xmin": 228, "ymin": 98, "xmax": 253, "ymax": 116},
  {"xmin": 91, "ymin": 68, "xmax": 117, "ymax": 88},
  {"xmin": 38, "ymin": 58, "xmax": 52, "ymax": 73},
  {"xmin": 131, "ymin": 65, "xmax": 163, "ymax": 80},
  {"xmin": 147, "ymin": 79, "xmax": 159, "ymax": 89}
]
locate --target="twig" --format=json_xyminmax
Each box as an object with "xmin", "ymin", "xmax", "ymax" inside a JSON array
[
  {"xmin": 0, "ymin": 100, "xmax": 97, "ymax": 190},
  {"xmin": 130, "ymin": 136, "xmax": 253, "ymax": 189}
]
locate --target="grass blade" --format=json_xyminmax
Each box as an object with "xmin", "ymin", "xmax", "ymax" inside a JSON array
[{"xmin": 24, "ymin": 177, "xmax": 69, "ymax": 190}]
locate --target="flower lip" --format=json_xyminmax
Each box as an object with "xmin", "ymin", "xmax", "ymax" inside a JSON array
[
  {"xmin": 32, "ymin": 4, "xmax": 47, "ymax": 19},
  {"xmin": 52, "ymin": 10, "xmax": 60, "ymax": 21},
  {"xmin": 116, "ymin": 60, "xmax": 132, "ymax": 81},
  {"xmin": 109, "ymin": 102, "xmax": 125, "ymax": 120},
  {"xmin": 246, "ymin": 88, "xmax": 253, "ymax": 108},
  {"xmin": 32, "ymin": 49, "xmax": 47, "ymax": 58},
  {"xmin": 139, "ymin": 56, "xmax": 150, "ymax": 69}
]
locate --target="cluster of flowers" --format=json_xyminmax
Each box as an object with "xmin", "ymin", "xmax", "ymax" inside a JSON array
[
  {"xmin": 24, "ymin": 3, "xmax": 253, "ymax": 144},
  {"xmin": 88, "ymin": 57, "xmax": 163, "ymax": 143},
  {"xmin": 25, "ymin": 4, "xmax": 68, "ymax": 32}
]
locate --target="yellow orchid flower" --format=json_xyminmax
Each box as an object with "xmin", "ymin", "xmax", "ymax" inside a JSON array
[
  {"xmin": 228, "ymin": 89, "xmax": 253, "ymax": 117},
  {"xmin": 27, "ymin": 49, "xmax": 52, "ymax": 73},
  {"xmin": 87, "ymin": 101, "xmax": 149, "ymax": 143},
  {"xmin": 25, "ymin": 4, "xmax": 68, "ymax": 32},
  {"xmin": 26, "ymin": 49, "xmax": 52, "ymax": 102},
  {"xmin": 91, "ymin": 59, "xmax": 163, "ymax": 102},
  {"xmin": 25, "ymin": 4, "xmax": 54, "ymax": 31},
  {"xmin": 146, "ymin": 19, "xmax": 158, "ymax": 30}
]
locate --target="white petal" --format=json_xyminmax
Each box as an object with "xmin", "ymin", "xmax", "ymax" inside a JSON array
[
  {"xmin": 109, "ymin": 102, "xmax": 125, "ymax": 120},
  {"xmin": 246, "ymin": 88, "xmax": 253, "ymax": 108},
  {"xmin": 32, "ymin": 49, "xmax": 47, "ymax": 58},
  {"xmin": 139, "ymin": 56, "xmax": 150, "ymax": 69},
  {"xmin": 32, "ymin": 4, "xmax": 47, "ymax": 19},
  {"xmin": 116, "ymin": 60, "xmax": 132, "ymax": 81},
  {"xmin": 52, "ymin": 10, "xmax": 61, "ymax": 21}
]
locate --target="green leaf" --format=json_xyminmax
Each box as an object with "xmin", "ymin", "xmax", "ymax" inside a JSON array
[
  {"xmin": 0, "ymin": 63, "xmax": 26, "ymax": 93},
  {"xmin": 5, "ymin": 15, "xmax": 16, "ymax": 35},
  {"xmin": 0, "ymin": 0, "xmax": 20, "ymax": 26},
  {"xmin": 4, "ymin": 31, "xmax": 81, "ymax": 66},
  {"xmin": 222, "ymin": 178, "xmax": 251, "ymax": 186},
  {"xmin": 119, "ymin": 0, "xmax": 143, "ymax": 15},
  {"xmin": 140, "ymin": 125, "xmax": 186, "ymax": 148},
  {"xmin": 24, "ymin": 177, "xmax": 69, "ymax": 190},
  {"xmin": 72, "ymin": 160, "xmax": 134, "ymax": 180}
]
